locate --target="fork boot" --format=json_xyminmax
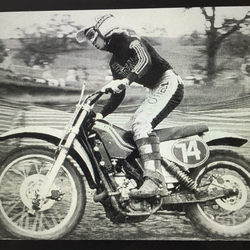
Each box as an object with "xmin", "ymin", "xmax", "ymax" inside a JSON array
[{"xmin": 129, "ymin": 132, "xmax": 166, "ymax": 198}]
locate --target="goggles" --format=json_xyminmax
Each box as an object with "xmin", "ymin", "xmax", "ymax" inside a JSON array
[{"xmin": 85, "ymin": 27, "xmax": 98, "ymax": 41}]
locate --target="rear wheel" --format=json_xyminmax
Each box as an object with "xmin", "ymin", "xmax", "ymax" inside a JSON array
[
  {"xmin": 0, "ymin": 147, "xmax": 86, "ymax": 239},
  {"xmin": 186, "ymin": 150, "xmax": 250, "ymax": 238}
]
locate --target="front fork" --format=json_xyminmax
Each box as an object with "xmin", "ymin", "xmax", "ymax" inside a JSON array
[{"xmin": 29, "ymin": 104, "xmax": 91, "ymax": 214}]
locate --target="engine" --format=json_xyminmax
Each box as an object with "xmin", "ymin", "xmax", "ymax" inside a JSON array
[{"xmin": 112, "ymin": 172, "xmax": 137, "ymax": 199}]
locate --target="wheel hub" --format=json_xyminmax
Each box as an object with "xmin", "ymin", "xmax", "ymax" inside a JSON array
[
  {"xmin": 209, "ymin": 174, "xmax": 247, "ymax": 211},
  {"xmin": 19, "ymin": 174, "xmax": 56, "ymax": 211}
]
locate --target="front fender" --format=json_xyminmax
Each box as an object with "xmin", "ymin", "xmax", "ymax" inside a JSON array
[
  {"xmin": 200, "ymin": 131, "xmax": 248, "ymax": 147},
  {"xmin": 0, "ymin": 126, "xmax": 64, "ymax": 143},
  {"xmin": 0, "ymin": 126, "xmax": 97, "ymax": 187}
]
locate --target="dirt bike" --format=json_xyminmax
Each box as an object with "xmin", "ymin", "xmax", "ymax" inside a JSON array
[{"xmin": 0, "ymin": 84, "xmax": 249, "ymax": 240}]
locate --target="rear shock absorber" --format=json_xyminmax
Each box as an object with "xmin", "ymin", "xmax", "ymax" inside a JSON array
[{"xmin": 162, "ymin": 159, "xmax": 197, "ymax": 192}]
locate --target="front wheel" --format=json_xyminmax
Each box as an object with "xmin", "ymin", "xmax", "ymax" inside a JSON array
[
  {"xmin": 186, "ymin": 150, "xmax": 250, "ymax": 239},
  {"xmin": 0, "ymin": 146, "xmax": 86, "ymax": 240}
]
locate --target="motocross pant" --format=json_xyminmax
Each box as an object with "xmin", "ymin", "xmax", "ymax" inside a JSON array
[
  {"xmin": 127, "ymin": 69, "xmax": 184, "ymax": 140},
  {"xmin": 127, "ymin": 69, "xmax": 184, "ymax": 189}
]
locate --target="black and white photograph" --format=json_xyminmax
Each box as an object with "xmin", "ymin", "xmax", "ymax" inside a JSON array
[{"xmin": 0, "ymin": 3, "xmax": 250, "ymax": 242}]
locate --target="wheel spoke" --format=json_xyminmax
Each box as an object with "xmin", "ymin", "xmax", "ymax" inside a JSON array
[
  {"xmin": 186, "ymin": 151, "xmax": 250, "ymax": 238},
  {"xmin": 230, "ymin": 214, "xmax": 237, "ymax": 226},
  {"xmin": 49, "ymin": 213, "xmax": 60, "ymax": 226},
  {"xmin": 9, "ymin": 168, "xmax": 27, "ymax": 178},
  {"xmin": 5, "ymin": 200, "xmax": 22, "ymax": 216},
  {"xmin": 15, "ymin": 211, "xmax": 29, "ymax": 227},
  {"xmin": 32, "ymin": 213, "xmax": 40, "ymax": 231},
  {"xmin": 198, "ymin": 166, "xmax": 250, "ymax": 226},
  {"xmin": 11, "ymin": 205, "xmax": 27, "ymax": 223},
  {"xmin": 0, "ymin": 148, "xmax": 84, "ymax": 239},
  {"xmin": 42, "ymin": 215, "xmax": 53, "ymax": 229},
  {"xmin": 34, "ymin": 162, "xmax": 41, "ymax": 174},
  {"xmin": 38, "ymin": 213, "xmax": 45, "ymax": 231}
]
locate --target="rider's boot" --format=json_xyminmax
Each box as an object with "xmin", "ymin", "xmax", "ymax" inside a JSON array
[{"xmin": 129, "ymin": 132, "xmax": 166, "ymax": 198}]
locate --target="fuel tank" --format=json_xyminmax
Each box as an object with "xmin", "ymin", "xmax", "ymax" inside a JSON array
[{"xmin": 92, "ymin": 120, "xmax": 135, "ymax": 159}]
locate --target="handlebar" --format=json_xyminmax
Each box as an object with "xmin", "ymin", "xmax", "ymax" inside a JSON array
[
  {"xmin": 89, "ymin": 91, "xmax": 104, "ymax": 106},
  {"xmin": 85, "ymin": 88, "xmax": 113, "ymax": 106},
  {"xmin": 63, "ymin": 87, "xmax": 111, "ymax": 138}
]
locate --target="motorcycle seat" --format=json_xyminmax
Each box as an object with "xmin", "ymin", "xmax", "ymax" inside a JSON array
[
  {"xmin": 155, "ymin": 122, "xmax": 209, "ymax": 142},
  {"xmin": 118, "ymin": 122, "xmax": 209, "ymax": 146}
]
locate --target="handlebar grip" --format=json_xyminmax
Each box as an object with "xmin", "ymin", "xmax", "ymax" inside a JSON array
[
  {"xmin": 89, "ymin": 91, "xmax": 104, "ymax": 105},
  {"xmin": 105, "ymin": 88, "xmax": 113, "ymax": 94},
  {"xmin": 118, "ymin": 84, "xmax": 126, "ymax": 90}
]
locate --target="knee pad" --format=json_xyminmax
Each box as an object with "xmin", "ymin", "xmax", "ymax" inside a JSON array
[{"xmin": 132, "ymin": 121, "xmax": 152, "ymax": 141}]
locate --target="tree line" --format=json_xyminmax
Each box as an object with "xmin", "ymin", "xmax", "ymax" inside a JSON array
[{"xmin": 1, "ymin": 8, "xmax": 249, "ymax": 86}]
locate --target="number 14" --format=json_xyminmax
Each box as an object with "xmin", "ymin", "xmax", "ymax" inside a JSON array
[{"xmin": 175, "ymin": 140, "xmax": 201, "ymax": 163}]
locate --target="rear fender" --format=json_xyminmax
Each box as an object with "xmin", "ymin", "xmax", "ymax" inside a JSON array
[
  {"xmin": 200, "ymin": 131, "xmax": 248, "ymax": 147},
  {"xmin": 0, "ymin": 126, "xmax": 97, "ymax": 188},
  {"xmin": 160, "ymin": 131, "xmax": 247, "ymax": 171}
]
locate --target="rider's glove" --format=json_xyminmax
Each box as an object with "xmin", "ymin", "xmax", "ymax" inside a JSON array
[
  {"xmin": 95, "ymin": 113, "xmax": 103, "ymax": 119},
  {"xmin": 102, "ymin": 79, "xmax": 130, "ymax": 94},
  {"xmin": 88, "ymin": 110, "xmax": 97, "ymax": 119},
  {"xmin": 88, "ymin": 111, "xmax": 103, "ymax": 121}
]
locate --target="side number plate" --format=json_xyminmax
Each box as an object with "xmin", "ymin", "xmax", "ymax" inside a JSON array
[{"xmin": 171, "ymin": 139, "xmax": 209, "ymax": 168}]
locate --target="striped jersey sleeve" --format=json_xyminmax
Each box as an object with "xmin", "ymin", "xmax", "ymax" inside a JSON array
[{"xmin": 129, "ymin": 39, "xmax": 152, "ymax": 79}]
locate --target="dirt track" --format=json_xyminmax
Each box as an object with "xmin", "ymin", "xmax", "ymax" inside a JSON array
[
  {"xmin": 64, "ymin": 185, "xmax": 209, "ymax": 240},
  {"xmin": 0, "ymin": 183, "xmax": 250, "ymax": 241},
  {"xmin": 0, "ymin": 99, "xmax": 250, "ymax": 240}
]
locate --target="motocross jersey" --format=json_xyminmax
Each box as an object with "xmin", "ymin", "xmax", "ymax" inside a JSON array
[
  {"xmin": 108, "ymin": 33, "xmax": 172, "ymax": 87},
  {"xmin": 100, "ymin": 33, "xmax": 173, "ymax": 117}
]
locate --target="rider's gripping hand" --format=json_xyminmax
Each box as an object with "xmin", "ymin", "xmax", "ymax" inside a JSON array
[
  {"xmin": 102, "ymin": 79, "xmax": 129, "ymax": 94},
  {"xmin": 88, "ymin": 111, "xmax": 103, "ymax": 121},
  {"xmin": 95, "ymin": 113, "xmax": 103, "ymax": 119}
]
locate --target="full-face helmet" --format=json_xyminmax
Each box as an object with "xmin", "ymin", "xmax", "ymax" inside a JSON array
[{"xmin": 76, "ymin": 14, "xmax": 119, "ymax": 43}]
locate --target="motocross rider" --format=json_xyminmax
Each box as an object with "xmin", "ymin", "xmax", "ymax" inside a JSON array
[{"xmin": 76, "ymin": 14, "xmax": 184, "ymax": 198}]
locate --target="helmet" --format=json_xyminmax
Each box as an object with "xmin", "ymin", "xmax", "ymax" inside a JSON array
[
  {"xmin": 76, "ymin": 14, "xmax": 119, "ymax": 43},
  {"xmin": 95, "ymin": 14, "xmax": 119, "ymax": 38}
]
